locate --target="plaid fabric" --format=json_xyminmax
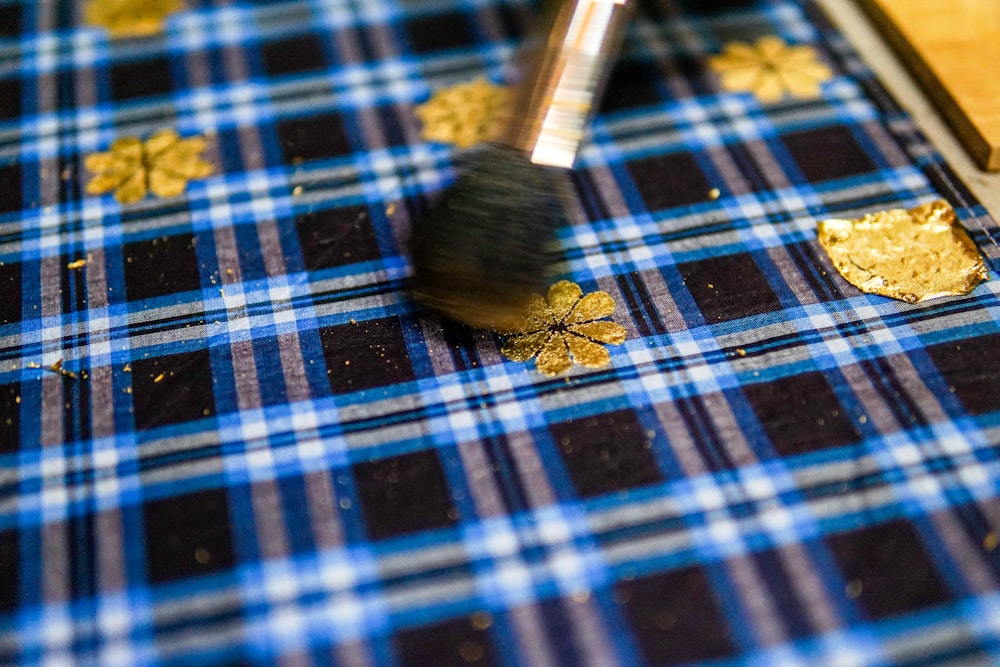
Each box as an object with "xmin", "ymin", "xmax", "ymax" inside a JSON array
[{"xmin": 2, "ymin": 0, "xmax": 1000, "ymax": 664}]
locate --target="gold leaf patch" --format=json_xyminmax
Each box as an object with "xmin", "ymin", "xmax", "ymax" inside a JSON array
[
  {"xmin": 415, "ymin": 78, "xmax": 511, "ymax": 148},
  {"xmin": 499, "ymin": 280, "xmax": 626, "ymax": 376},
  {"xmin": 85, "ymin": 129, "xmax": 215, "ymax": 204},
  {"xmin": 85, "ymin": 0, "xmax": 185, "ymax": 38},
  {"xmin": 708, "ymin": 36, "xmax": 832, "ymax": 103},
  {"xmin": 817, "ymin": 199, "xmax": 988, "ymax": 303}
]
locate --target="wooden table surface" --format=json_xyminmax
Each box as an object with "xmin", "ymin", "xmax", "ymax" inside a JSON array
[{"xmin": 819, "ymin": 0, "xmax": 1000, "ymax": 218}]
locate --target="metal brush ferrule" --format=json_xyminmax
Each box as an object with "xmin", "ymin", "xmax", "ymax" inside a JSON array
[{"xmin": 501, "ymin": 0, "xmax": 631, "ymax": 169}]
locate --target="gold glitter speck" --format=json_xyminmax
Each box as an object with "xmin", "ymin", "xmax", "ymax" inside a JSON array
[
  {"xmin": 46, "ymin": 359, "xmax": 79, "ymax": 380},
  {"xmin": 708, "ymin": 36, "xmax": 832, "ymax": 103},
  {"xmin": 67, "ymin": 259, "xmax": 86, "ymax": 270},
  {"xmin": 499, "ymin": 280, "xmax": 627, "ymax": 376},
  {"xmin": 85, "ymin": 0, "xmax": 185, "ymax": 38},
  {"xmin": 470, "ymin": 612, "xmax": 492, "ymax": 631},
  {"xmin": 415, "ymin": 78, "xmax": 511, "ymax": 148},
  {"xmin": 817, "ymin": 200, "xmax": 988, "ymax": 303},
  {"xmin": 85, "ymin": 128, "xmax": 214, "ymax": 204}
]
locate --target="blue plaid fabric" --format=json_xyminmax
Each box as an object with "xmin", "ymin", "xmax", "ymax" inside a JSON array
[{"xmin": 2, "ymin": 0, "xmax": 1000, "ymax": 664}]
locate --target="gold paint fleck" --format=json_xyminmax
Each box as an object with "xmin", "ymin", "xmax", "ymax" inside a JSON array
[
  {"xmin": 499, "ymin": 280, "xmax": 627, "ymax": 376},
  {"xmin": 292, "ymin": 185, "xmax": 304, "ymax": 196},
  {"xmin": 736, "ymin": 348, "xmax": 746, "ymax": 357},
  {"xmin": 67, "ymin": 259, "xmax": 86, "ymax": 270},
  {"xmin": 708, "ymin": 187, "xmax": 721, "ymax": 200},
  {"xmin": 817, "ymin": 200, "xmax": 988, "ymax": 303},
  {"xmin": 458, "ymin": 641, "xmax": 484, "ymax": 664},
  {"xmin": 27, "ymin": 362, "xmax": 41, "ymax": 369},
  {"xmin": 85, "ymin": 128, "xmax": 214, "ymax": 204},
  {"xmin": 46, "ymin": 359, "xmax": 79, "ymax": 380},
  {"xmin": 470, "ymin": 612, "xmax": 493, "ymax": 631},
  {"xmin": 194, "ymin": 547, "xmax": 211, "ymax": 564},
  {"xmin": 385, "ymin": 203, "xmax": 397, "ymax": 216},
  {"xmin": 84, "ymin": 0, "xmax": 185, "ymax": 38},
  {"xmin": 415, "ymin": 77, "xmax": 511, "ymax": 148},
  {"xmin": 123, "ymin": 364, "xmax": 131, "ymax": 372},
  {"xmin": 845, "ymin": 579, "xmax": 863, "ymax": 598},
  {"xmin": 15, "ymin": 395, "xmax": 20, "ymax": 404},
  {"xmin": 153, "ymin": 373, "xmax": 165, "ymax": 383},
  {"xmin": 984, "ymin": 532, "xmax": 998, "ymax": 551},
  {"xmin": 708, "ymin": 36, "xmax": 832, "ymax": 103}
]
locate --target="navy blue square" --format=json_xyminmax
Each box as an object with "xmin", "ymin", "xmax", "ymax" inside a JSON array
[
  {"xmin": 110, "ymin": 57, "xmax": 174, "ymax": 101},
  {"xmin": 782, "ymin": 126, "xmax": 876, "ymax": 183},
  {"xmin": 743, "ymin": 371, "xmax": 860, "ymax": 456},
  {"xmin": 320, "ymin": 316, "xmax": 415, "ymax": 394},
  {"xmin": 627, "ymin": 152, "xmax": 712, "ymax": 211},
  {"xmin": 353, "ymin": 449, "xmax": 458, "ymax": 540},
  {"xmin": 404, "ymin": 13, "xmax": 474, "ymax": 53},
  {"xmin": 261, "ymin": 35, "xmax": 327, "ymax": 76},
  {"xmin": 679, "ymin": 252, "xmax": 783, "ymax": 322},
  {"xmin": 143, "ymin": 488, "xmax": 235, "ymax": 583},
  {"xmin": 0, "ymin": 78, "xmax": 20, "ymax": 121},
  {"xmin": 826, "ymin": 520, "xmax": 952, "ymax": 619},
  {"xmin": 0, "ymin": 529, "xmax": 17, "ymax": 612},
  {"xmin": 123, "ymin": 233, "xmax": 202, "ymax": 302},
  {"xmin": 616, "ymin": 566, "xmax": 736, "ymax": 665},
  {"xmin": 550, "ymin": 409, "xmax": 664, "ymax": 497},
  {"xmin": 0, "ymin": 382, "xmax": 19, "ymax": 453},
  {"xmin": 394, "ymin": 616, "xmax": 497, "ymax": 667},
  {"xmin": 131, "ymin": 349, "xmax": 217, "ymax": 430},
  {"xmin": 276, "ymin": 113, "xmax": 352, "ymax": 163},
  {"xmin": 0, "ymin": 5, "xmax": 23, "ymax": 38},
  {"xmin": 0, "ymin": 163, "xmax": 20, "ymax": 212},
  {"xmin": 0, "ymin": 260, "xmax": 19, "ymax": 325},
  {"xmin": 296, "ymin": 205, "xmax": 381, "ymax": 271},
  {"xmin": 600, "ymin": 59, "xmax": 664, "ymax": 113},
  {"xmin": 925, "ymin": 333, "xmax": 1000, "ymax": 416}
]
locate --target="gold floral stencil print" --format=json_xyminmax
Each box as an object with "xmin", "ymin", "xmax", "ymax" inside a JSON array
[
  {"xmin": 415, "ymin": 78, "xmax": 511, "ymax": 148},
  {"xmin": 499, "ymin": 280, "xmax": 627, "ymax": 376},
  {"xmin": 817, "ymin": 199, "xmax": 988, "ymax": 303},
  {"xmin": 85, "ymin": 129, "xmax": 215, "ymax": 204},
  {"xmin": 708, "ymin": 35, "xmax": 832, "ymax": 103},
  {"xmin": 85, "ymin": 0, "xmax": 185, "ymax": 38}
]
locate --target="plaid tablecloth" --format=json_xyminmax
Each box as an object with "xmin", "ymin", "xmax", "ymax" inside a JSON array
[{"xmin": 2, "ymin": 0, "xmax": 1000, "ymax": 665}]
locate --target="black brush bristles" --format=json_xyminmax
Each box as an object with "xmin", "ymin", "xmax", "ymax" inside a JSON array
[{"xmin": 409, "ymin": 143, "xmax": 572, "ymax": 330}]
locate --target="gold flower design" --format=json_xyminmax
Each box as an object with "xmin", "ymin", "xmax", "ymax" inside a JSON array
[
  {"xmin": 415, "ymin": 78, "xmax": 511, "ymax": 148},
  {"xmin": 708, "ymin": 36, "xmax": 832, "ymax": 103},
  {"xmin": 84, "ymin": 0, "xmax": 185, "ymax": 38},
  {"xmin": 500, "ymin": 280, "xmax": 627, "ymax": 376},
  {"xmin": 85, "ymin": 129, "xmax": 215, "ymax": 204}
]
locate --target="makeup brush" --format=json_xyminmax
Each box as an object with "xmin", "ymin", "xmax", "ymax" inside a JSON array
[{"xmin": 409, "ymin": 0, "xmax": 632, "ymax": 330}]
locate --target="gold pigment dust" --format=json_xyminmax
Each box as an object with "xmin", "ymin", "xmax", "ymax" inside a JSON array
[
  {"xmin": 499, "ymin": 280, "xmax": 626, "ymax": 376},
  {"xmin": 817, "ymin": 200, "xmax": 988, "ymax": 303},
  {"xmin": 415, "ymin": 78, "xmax": 511, "ymax": 148},
  {"xmin": 85, "ymin": 0, "xmax": 185, "ymax": 38},
  {"xmin": 708, "ymin": 36, "xmax": 833, "ymax": 103},
  {"xmin": 85, "ymin": 129, "xmax": 214, "ymax": 204}
]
